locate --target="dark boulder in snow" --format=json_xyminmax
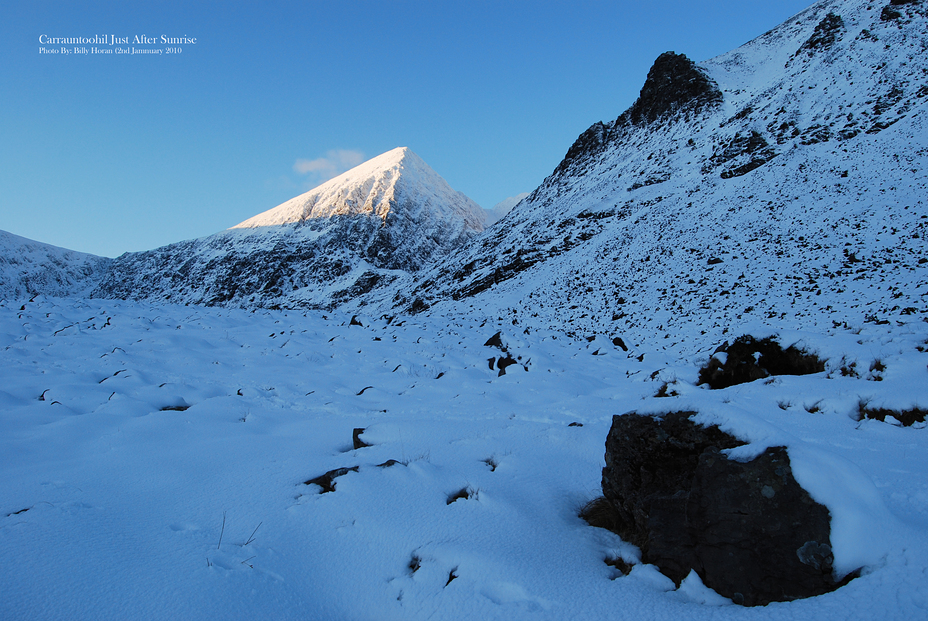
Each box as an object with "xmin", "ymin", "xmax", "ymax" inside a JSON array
[
  {"xmin": 601, "ymin": 410, "xmax": 849, "ymax": 606},
  {"xmin": 697, "ymin": 335, "xmax": 824, "ymax": 389}
]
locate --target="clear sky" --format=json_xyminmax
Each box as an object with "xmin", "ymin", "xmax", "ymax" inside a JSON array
[{"xmin": 1, "ymin": 0, "xmax": 814, "ymax": 257}]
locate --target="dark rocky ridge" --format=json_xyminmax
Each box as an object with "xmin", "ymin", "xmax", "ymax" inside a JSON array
[
  {"xmin": 619, "ymin": 51, "xmax": 723, "ymax": 127},
  {"xmin": 555, "ymin": 52, "xmax": 721, "ymax": 178}
]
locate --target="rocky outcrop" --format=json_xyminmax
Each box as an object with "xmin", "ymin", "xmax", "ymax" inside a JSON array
[
  {"xmin": 619, "ymin": 52, "xmax": 722, "ymax": 127},
  {"xmin": 551, "ymin": 52, "xmax": 721, "ymax": 180},
  {"xmin": 601, "ymin": 411, "xmax": 850, "ymax": 606},
  {"xmin": 554, "ymin": 122, "xmax": 609, "ymax": 176},
  {"xmin": 795, "ymin": 12, "xmax": 844, "ymax": 56},
  {"xmin": 698, "ymin": 335, "xmax": 825, "ymax": 389}
]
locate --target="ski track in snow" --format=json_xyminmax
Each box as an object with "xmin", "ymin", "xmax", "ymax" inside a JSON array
[{"xmin": 1, "ymin": 297, "xmax": 926, "ymax": 620}]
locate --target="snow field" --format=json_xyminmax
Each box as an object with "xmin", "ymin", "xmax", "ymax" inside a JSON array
[{"xmin": 1, "ymin": 297, "xmax": 927, "ymax": 620}]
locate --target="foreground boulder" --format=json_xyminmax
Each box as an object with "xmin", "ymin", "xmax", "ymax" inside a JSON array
[{"xmin": 601, "ymin": 411, "xmax": 849, "ymax": 606}]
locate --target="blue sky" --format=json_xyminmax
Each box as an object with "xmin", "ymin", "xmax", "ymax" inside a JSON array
[{"xmin": 1, "ymin": 1, "xmax": 813, "ymax": 257}]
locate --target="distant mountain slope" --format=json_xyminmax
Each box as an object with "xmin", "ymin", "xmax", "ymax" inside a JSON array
[
  {"xmin": 0, "ymin": 230, "xmax": 110, "ymax": 300},
  {"xmin": 486, "ymin": 193, "xmax": 529, "ymax": 225},
  {"xmin": 92, "ymin": 148, "xmax": 486, "ymax": 308},
  {"xmin": 382, "ymin": 0, "xmax": 928, "ymax": 353}
]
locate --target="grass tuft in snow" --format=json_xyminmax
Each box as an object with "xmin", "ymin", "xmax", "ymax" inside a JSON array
[{"xmin": 579, "ymin": 496, "xmax": 624, "ymax": 534}]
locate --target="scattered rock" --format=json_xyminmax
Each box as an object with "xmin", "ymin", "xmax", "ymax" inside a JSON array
[
  {"xmin": 698, "ymin": 335, "xmax": 825, "ymax": 389},
  {"xmin": 353, "ymin": 428, "xmax": 371, "ymax": 449},
  {"xmin": 600, "ymin": 411, "xmax": 851, "ymax": 606},
  {"xmin": 484, "ymin": 331, "xmax": 504, "ymax": 348},
  {"xmin": 304, "ymin": 466, "xmax": 359, "ymax": 493},
  {"xmin": 496, "ymin": 355, "xmax": 518, "ymax": 376},
  {"xmin": 858, "ymin": 405, "xmax": 927, "ymax": 427}
]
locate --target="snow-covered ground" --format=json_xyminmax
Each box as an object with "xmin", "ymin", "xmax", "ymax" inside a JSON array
[{"xmin": 2, "ymin": 296, "xmax": 926, "ymax": 620}]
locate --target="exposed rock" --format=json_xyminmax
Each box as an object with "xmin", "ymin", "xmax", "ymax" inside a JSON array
[
  {"xmin": 708, "ymin": 130, "xmax": 779, "ymax": 178},
  {"xmin": 796, "ymin": 13, "xmax": 844, "ymax": 56},
  {"xmin": 601, "ymin": 411, "xmax": 849, "ymax": 606},
  {"xmin": 881, "ymin": 5, "xmax": 902, "ymax": 20},
  {"xmin": 619, "ymin": 52, "xmax": 722, "ymax": 126},
  {"xmin": 858, "ymin": 404, "xmax": 928, "ymax": 426},
  {"xmin": 555, "ymin": 122, "xmax": 609, "ymax": 176},
  {"xmin": 698, "ymin": 335, "xmax": 825, "ymax": 389},
  {"xmin": 496, "ymin": 355, "xmax": 518, "ymax": 376},
  {"xmin": 483, "ymin": 331, "xmax": 504, "ymax": 349},
  {"xmin": 352, "ymin": 428, "xmax": 370, "ymax": 449},
  {"xmin": 304, "ymin": 466, "xmax": 359, "ymax": 493}
]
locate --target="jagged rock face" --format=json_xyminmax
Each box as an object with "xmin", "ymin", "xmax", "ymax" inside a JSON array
[
  {"xmin": 620, "ymin": 51, "xmax": 722, "ymax": 126},
  {"xmin": 554, "ymin": 122, "xmax": 609, "ymax": 177},
  {"xmin": 602, "ymin": 411, "xmax": 845, "ymax": 606},
  {"xmin": 553, "ymin": 52, "xmax": 720, "ymax": 179}
]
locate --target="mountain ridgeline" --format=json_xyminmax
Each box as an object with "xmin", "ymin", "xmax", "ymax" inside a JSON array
[{"xmin": 1, "ymin": 0, "xmax": 926, "ymax": 355}]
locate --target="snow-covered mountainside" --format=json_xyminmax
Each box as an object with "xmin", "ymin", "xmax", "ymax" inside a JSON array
[
  {"xmin": 91, "ymin": 147, "xmax": 485, "ymax": 308},
  {"xmin": 374, "ymin": 0, "xmax": 928, "ymax": 356},
  {"xmin": 0, "ymin": 230, "xmax": 110, "ymax": 300}
]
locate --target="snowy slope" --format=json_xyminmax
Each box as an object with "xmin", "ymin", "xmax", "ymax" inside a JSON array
[
  {"xmin": 0, "ymin": 230, "xmax": 110, "ymax": 300},
  {"xmin": 485, "ymin": 193, "xmax": 530, "ymax": 226},
  {"xmin": 92, "ymin": 148, "xmax": 485, "ymax": 309},
  {"xmin": 1, "ymin": 297, "xmax": 926, "ymax": 620},
  {"xmin": 381, "ymin": 0, "xmax": 928, "ymax": 359}
]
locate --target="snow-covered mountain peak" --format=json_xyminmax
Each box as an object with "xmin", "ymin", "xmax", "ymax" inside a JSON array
[
  {"xmin": 233, "ymin": 146, "xmax": 485, "ymax": 233},
  {"xmin": 89, "ymin": 147, "xmax": 487, "ymax": 308}
]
